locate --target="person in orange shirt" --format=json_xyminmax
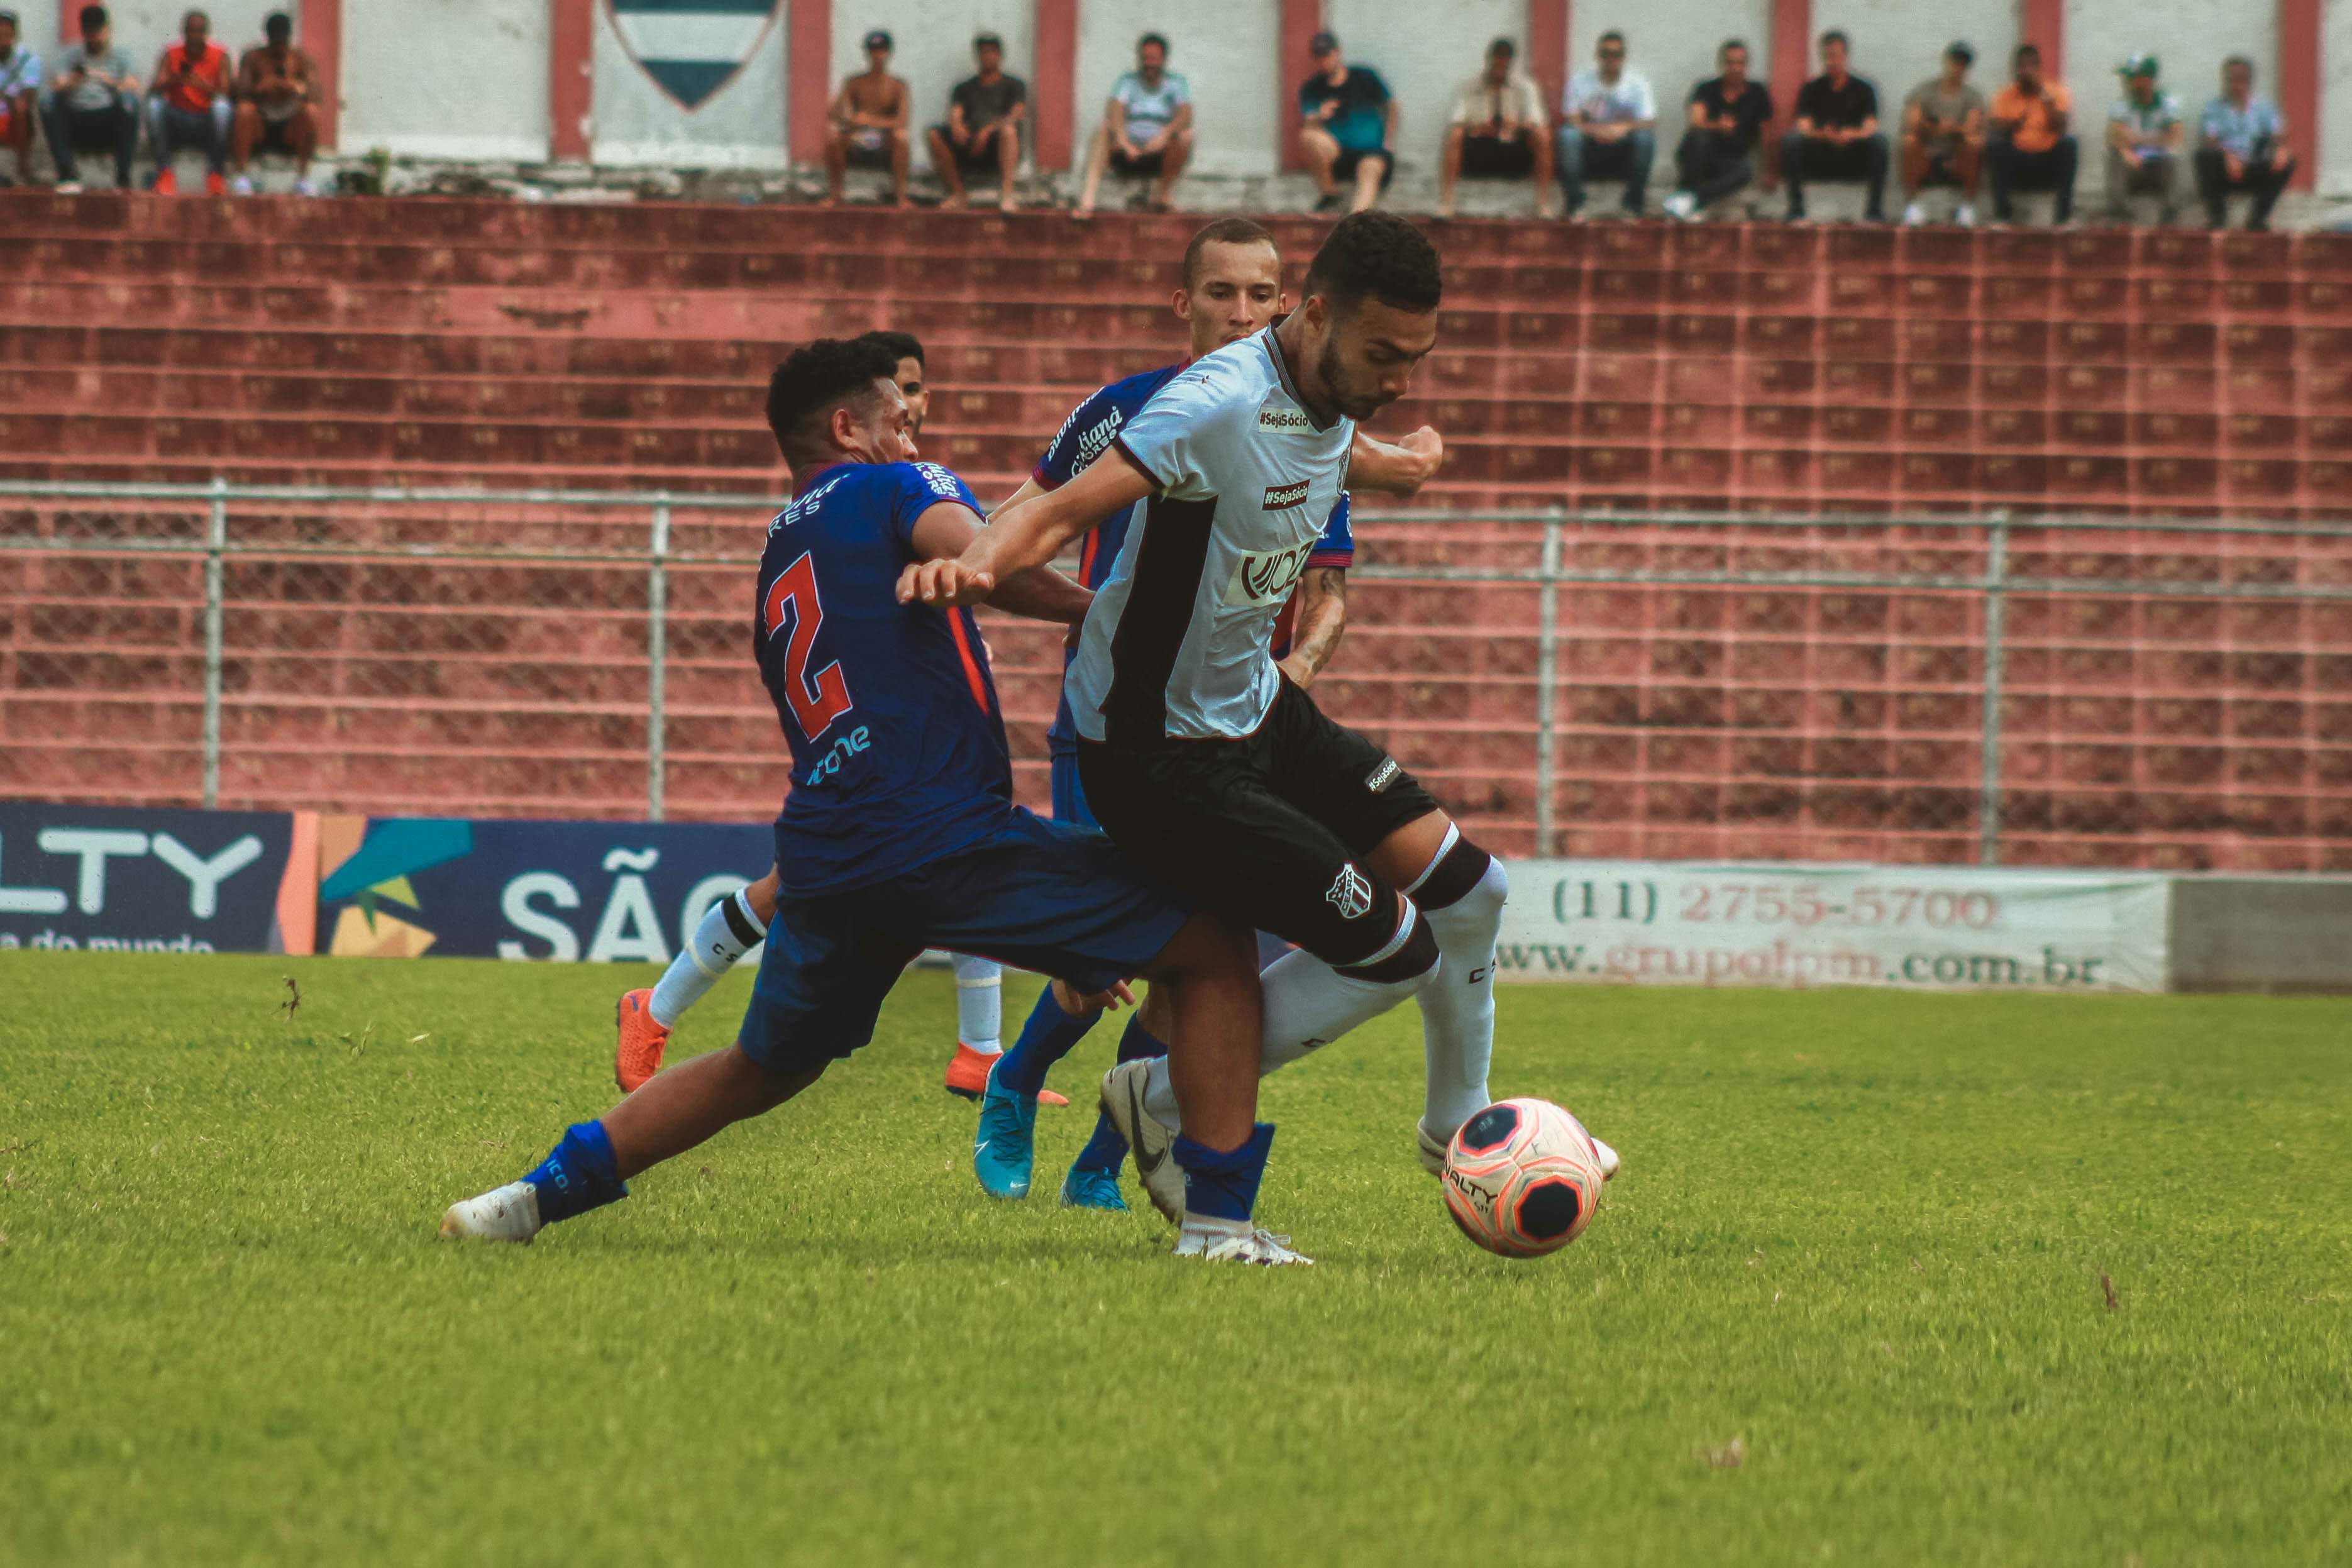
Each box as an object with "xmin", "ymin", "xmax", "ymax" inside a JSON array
[
  {"xmin": 145, "ymin": 7, "xmax": 231, "ymax": 194},
  {"xmin": 1985, "ymin": 42, "xmax": 2078, "ymax": 223}
]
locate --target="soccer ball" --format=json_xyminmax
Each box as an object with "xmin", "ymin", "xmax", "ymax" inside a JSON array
[{"xmin": 1440, "ymin": 1098, "xmax": 1608, "ymax": 1257}]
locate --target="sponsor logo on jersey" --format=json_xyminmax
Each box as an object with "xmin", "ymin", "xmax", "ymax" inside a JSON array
[
  {"xmin": 1056, "ymin": 405, "xmax": 1125, "ymax": 478},
  {"xmin": 1259, "ymin": 406, "xmax": 1313, "ymax": 433},
  {"xmin": 1263, "ymin": 478, "xmax": 1311, "ymax": 511},
  {"xmin": 1366, "ymin": 758, "xmax": 1400, "ymax": 793},
  {"xmin": 1325, "ymin": 863, "xmax": 1374, "ymax": 920},
  {"xmin": 914, "ymin": 462, "xmax": 966, "ymax": 500},
  {"xmin": 1223, "ymin": 538, "xmax": 1317, "ymax": 607}
]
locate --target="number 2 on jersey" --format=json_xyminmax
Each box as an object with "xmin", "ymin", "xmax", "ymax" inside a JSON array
[{"xmin": 761, "ymin": 551, "xmax": 854, "ymax": 737}]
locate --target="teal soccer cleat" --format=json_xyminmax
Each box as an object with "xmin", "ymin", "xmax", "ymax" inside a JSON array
[
  {"xmin": 972, "ymin": 1060, "xmax": 1039, "ymax": 1200},
  {"xmin": 1058, "ymin": 1166, "xmax": 1128, "ymax": 1211}
]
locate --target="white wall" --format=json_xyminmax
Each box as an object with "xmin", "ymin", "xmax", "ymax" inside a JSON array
[
  {"xmin": 76, "ymin": 1, "xmax": 283, "ymax": 59},
  {"xmin": 1570, "ymin": 0, "xmax": 1775, "ymax": 133},
  {"xmin": 2326, "ymin": 0, "xmax": 2352, "ymax": 194},
  {"xmin": 593, "ymin": 4, "xmax": 788, "ymax": 168},
  {"xmin": 343, "ymin": 0, "xmax": 549, "ymax": 162},
  {"xmin": 836, "ymin": 1, "xmax": 1036, "ymax": 163},
  {"xmin": 1813, "ymin": 0, "xmax": 2018, "ymax": 116},
  {"xmin": 1071, "ymin": 3, "xmax": 1279, "ymax": 176},
  {"xmin": 1323, "ymin": 0, "xmax": 1525, "ymax": 172},
  {"xmin": 2065, "ymin": 0, "xmax": 2277, "ymax": 187}
]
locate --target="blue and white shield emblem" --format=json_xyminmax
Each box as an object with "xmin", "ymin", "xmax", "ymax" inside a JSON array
[{"xmin": 605, "ymin": 0, "xmax": 781, "ymax": 111}]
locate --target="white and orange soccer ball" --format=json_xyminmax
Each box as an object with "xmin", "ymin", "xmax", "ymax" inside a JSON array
[{"xmin": 1440, "ymin": 1098, "xmax": 1608, "ymax": 1257}]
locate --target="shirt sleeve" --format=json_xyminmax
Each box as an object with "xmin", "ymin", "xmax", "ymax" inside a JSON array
[
  {"xmin": 1364, "ymin": 69, "xmax": 1391, "ymax": 106},
  {"xmin": 1168, "ymin": 73, "xmax": 1190, "ymax": 106},
  {"xmin": 1631, "ymin": 74, "xmax": 1657, "ymax": 120},
  {"xmin": 1112, "ymin": 366, "xmax": 1245, "ymax": 503},
  {"xmin": 889, "ymin": 463, "xmax": 984, "ymax": 555},
  {"xmin": 2108, "ymin": 97, "xmax": 2133, "ymax": 124},
  {"xmin": 1309, "ymin": 493, "xmax": 1354, "ymax": 568},
  {"xmin": 1034, "ymin": 382, "xmax": 1126, "ymax": 489}
]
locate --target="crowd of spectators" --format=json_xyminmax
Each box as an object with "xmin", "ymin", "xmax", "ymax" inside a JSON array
[{"xmin": 0, "ymin": 3, "xmax": 317, "ymax": 192}]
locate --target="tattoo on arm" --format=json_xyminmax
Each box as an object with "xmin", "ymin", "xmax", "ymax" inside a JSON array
[{"xmin": 1286, "ymin": 569, "xmax": 1349, "ymax": 680}]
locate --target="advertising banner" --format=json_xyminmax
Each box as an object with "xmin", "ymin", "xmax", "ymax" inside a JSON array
[
  {"xmin": 314, "ymin": 815, "xmax": 774, "ymax": 962},
  {"xmin": 1491, "ymin": 861, "xmax": 2171, "ymax": 993},
  {"xmin": 0, "ymin": 802, "xmax": 314, "ymax": 955}
]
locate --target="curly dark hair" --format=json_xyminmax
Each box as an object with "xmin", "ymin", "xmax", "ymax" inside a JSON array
[
  {"xmin": 765, "ymin": 337, "xmax": 900, "ymax": 461},
  {"xmin": 858, "ymin": 329, "xmax": 925, "ymax": 369},
  {"xmin": 1301, "ymin": 211, "xmax": 1442, "ymax": 317}
]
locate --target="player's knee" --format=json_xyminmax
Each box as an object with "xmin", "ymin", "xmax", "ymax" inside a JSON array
[
  {"xmin": 1337, "ymin": 903, "xmax": 1440, "ymax": 987},
  {"xmin": 1415, "ymin": 834, "xmax": 1507, "ymax": 927}
]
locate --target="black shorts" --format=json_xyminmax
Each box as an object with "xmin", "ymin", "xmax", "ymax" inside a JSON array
[
  {"xmin": 1461, "ymin": 135, "xmax": 1535, "ymax": 178},
  {"xmin": 1109, "ymin": 147, "xmax": 1165, "ymax": 179},
  {"xmin": 933, "ymin": 122, "xmax": 1014, "ymax": 175},
  {"xmin": 842, "ymin": 128, "xmax": 896, "ymax": 169},
  {"xmin": 1076, "ymin": 678, "xmax": 1440, "ymax": 969},
  {"xmin": 1332, "ymin": 146, "xmax": 1395, "ymax": 186}
]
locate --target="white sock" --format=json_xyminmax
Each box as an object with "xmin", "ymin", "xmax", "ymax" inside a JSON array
[
  {"xmin": 1141, "ymin": 912, "xmax": 1440, "ymax": 1129},
  {"xmin": 1412, "ymin": 842, "xmax": 1506, "ymax": 1141},
  {"xmin": 648, "ymin": 888, "xmax": 766, "ymax": 1028},
  {"xmin": 953, "ymin": 954, "xmax": 1002, "ymax": 1053}
]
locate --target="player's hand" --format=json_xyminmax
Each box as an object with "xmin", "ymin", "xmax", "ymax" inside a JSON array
[
  {"xmin": 897, "ymin": 557, "xmax": 995, "ymax": 607},
  {"xmin": 1395, "ymin": 425, "xmax": 1445, "ymax": 490},
  {"xmin": 1069, "ymin": 980, "xmax": 1139, "ymax": 1012}
]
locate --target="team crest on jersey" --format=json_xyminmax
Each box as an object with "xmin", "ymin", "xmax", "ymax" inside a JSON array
[
  {"xmin": 1263, "ymin": 478, "xmax": 1311, "ymax": 511},
  {"xmin": 1223, "ymin": 538, "xmax": 1316, "ymax": 606},
  {"xmin": 1325, "ymin": 863, "xmax": 1374, "ymax": 920},
  {"xmin": 1259, "ymin": 406, "xmax": 1312, "ymax": 433}
]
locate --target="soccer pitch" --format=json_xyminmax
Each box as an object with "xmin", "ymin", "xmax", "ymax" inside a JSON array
[{"xmin": 3, "ymin": 953, "xmax": 2346, "ymax": 1566}]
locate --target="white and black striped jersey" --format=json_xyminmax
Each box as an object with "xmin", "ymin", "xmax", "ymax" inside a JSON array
[{"xmin": 1064, "ymin": 327, "xmax": 1354, "ymax": 744}]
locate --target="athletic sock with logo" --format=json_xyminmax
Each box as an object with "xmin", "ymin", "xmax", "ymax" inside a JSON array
[
  {"xmin": 649, "ymin": 887, "xmax": 767, "ymax": 1029},
  {"xmin": 522, "ymin": 1120, "xmax": 628, "ymax": 1224},
  {"xmin": 995, "ymin": 983, "xmax": 1101, "ymax": 1098},
  {"xmin": 953, "ymin": 954, "xmax": 1003, "ymax": 1056},
  {"xmin": 1070, "ymin": 1013, "xmax": 1163, "ymax": 1173},
  {"xmin": 1409, "ymin": 827, "xmax": 1506, "ymax": 1141}
]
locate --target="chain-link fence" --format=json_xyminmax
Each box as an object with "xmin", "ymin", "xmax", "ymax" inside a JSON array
[{"xmin": 4, "ymin": 480, "xmax": 2348, "ymax": 871}]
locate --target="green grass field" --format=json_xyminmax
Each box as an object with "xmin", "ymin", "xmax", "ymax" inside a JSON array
[{"xmin": 3, "ymin": 952, "xmax": 2347, "ymax": 1566}]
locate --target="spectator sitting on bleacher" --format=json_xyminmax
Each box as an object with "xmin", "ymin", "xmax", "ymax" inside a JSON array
[
  {"xmin": 2106, "ymin": 54, "xmax": 2183, "ymax": 224},
  {"xmin": 1900, "ymin": 42, "xmax": 1984, "ymax": 226},
  {"xmin": 146, "ymin": 8, "xmax": 231, "ymax": 195},
  {"xmin": 1663, "ymin": 38, "xmax": 1773, "ymax": 221},
  {"xmin": 1781, "ymin": 31, "xmax": 1885, "ymax": 222},
  {"xmin": 229, "ymin": 11, "xmax": 317, "ymax": 196},
  {"xmin": 1556, "ymin": 31, "xmax": 1655, "ymax": 218},
  {"xmin": 1298, "ymin": 30, "xmax": 1396, "ymax": 214},
  {"xmin": 825, "ymin": 28, "xmax": 909, "ymax": 207},
  {"xmin": 2195, "ymin": 56, "xmax": 2295, "ymax": 233},
  {"xmin": 38, "ymin": 4, "xmax": 138, "ymax": 193},
  {"xmin": 1073, "ymin": 32, "xmax": 1191, "ymax": 219},
  {"xmin": 1438, "ymin": 37, "xmax": 1552, "ymax": 219},
  {"xmin": 1986, "ymin": 43, "xmax": 2077, "ymax": 224},
  {"xmin": 926, "ymin": 31, "xmax": 1025, "ymax": 211},
  {"xmin": 0, "ymin": 11, "xmax": 39, "ymax": 187}
]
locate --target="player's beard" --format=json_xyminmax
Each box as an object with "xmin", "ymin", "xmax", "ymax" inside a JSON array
[{"xmin": 1315, "ymin": 333, "xmax": 1391, "ymax": 422}]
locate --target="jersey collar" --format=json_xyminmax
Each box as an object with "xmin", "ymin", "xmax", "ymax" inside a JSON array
[{"xmin": 1262, "ymin": 323, "xmax": 1338, "ymax": 433}]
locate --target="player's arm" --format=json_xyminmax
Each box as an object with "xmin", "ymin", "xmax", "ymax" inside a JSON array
[
  {"xmin": 905, "ymin": 500, "xmax": 1093, "ymax": 626},
  {"xmin": 988, "ymin": 474, "xmax": 1048, "ymax": 519},
  {"xmin": 1278, "ymin": 568, "xmax": 1349, "ymax": 690},
  {"xmin": 901, "ymin": 450, "xmax": 1151, "ymax": 607},
  {"xmin": 1344, "ymin": 426, "xmax": 1445, "ymax": 497}
]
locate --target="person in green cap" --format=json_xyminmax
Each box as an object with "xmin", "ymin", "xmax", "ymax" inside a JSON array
[{"xmin": 2106, "ymin": 53, "xmax": 2183, "ymax": 222}]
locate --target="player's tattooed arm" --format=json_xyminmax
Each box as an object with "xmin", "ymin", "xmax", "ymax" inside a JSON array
[
  {"xmin": 1345, "ymin": 426, "xmax": 1446, "ymax": 498},
  {"xmin": 900, "ymin": 449, "xmax": 1152, "ymax": 609},
  {"xmin": 1278, "ymin": 568, "xmax": 1349, "ymax": 690},
  {"xmin": 902, "ymin": 499, "xmax": 1092, "ymax": 624}
]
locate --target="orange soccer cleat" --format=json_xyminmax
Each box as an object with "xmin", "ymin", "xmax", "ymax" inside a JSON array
[
  {"xmin": 203, "ymin": 171, "xmax": 227, "ymax": 197},
  {"xmin": 942, "ymin": 1042, "xmax": 1065, "ymax": 1106},
  {"xmin": 614, "ymin": 988, "xmax": 670, "ymax": 1092},
  {"xmin": 152, "ymin": 168, "xmax": 179, "ymax": 195}
]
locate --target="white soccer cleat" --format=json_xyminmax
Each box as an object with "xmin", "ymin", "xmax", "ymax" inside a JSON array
[
  {"xmin": 1662, "ymin": 190, "xmax": 1698, "ymax": 222},
  {"xmin": 1416, "ymin": 1118, "xmax": 1450, "ymax": 1176},
  {"xmin": 1100, "ymin": 1060, "xmax": 1185, "ymax": 1223},
  {"xmin": 1175, "ymin": 1222, "xmax": 1313, "ymax": 1266},
  {"xmin": 438, "ymin": 1180, "xmax": 542, "ymax": 1243}
]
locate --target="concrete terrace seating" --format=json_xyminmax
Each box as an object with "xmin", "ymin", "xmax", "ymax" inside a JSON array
[{"xmin": 3, "ymin": 194, "xmax": 2349, "ymax": 870}]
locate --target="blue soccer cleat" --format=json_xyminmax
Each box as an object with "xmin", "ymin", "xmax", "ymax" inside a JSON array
[
  {"xmin": 972, "ymin": 1061, "xmax": 1039, "ymax": 1200},
  {"xmin": 1059, "ymin": 1165, "xmax": 1128, "ymax": 1211}
]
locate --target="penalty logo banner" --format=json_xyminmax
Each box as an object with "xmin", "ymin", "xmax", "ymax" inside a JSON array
[{"xmin": 605, "ymin": 0, "xmax": 781, "ymax": 111}]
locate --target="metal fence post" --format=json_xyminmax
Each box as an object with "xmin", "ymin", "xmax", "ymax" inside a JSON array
[
  {"xmin": 1977, "ymin": 512, "xmax": 2010, "ymax": 866},
  {"xmin": 647, "ymin": 493, "xmax": 671, "ymax": 822},
  {"xmin": 1532, "ymin": 512, "xmax": 1565, "ymax": 858},
  {"xmin": 201, "ymin": 476, "xmax": 228, "ymax": 809}
]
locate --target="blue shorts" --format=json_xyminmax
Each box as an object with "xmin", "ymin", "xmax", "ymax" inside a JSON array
[
  {"xmin": 738, "ymin": 809, "xmax": 1187, "ymax": 1076},
  {"xmin": 1049, "ymin": 748, "xmax": 1096, "ymax": 829}
]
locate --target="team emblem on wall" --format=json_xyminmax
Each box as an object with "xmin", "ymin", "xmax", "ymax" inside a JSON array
[{"xmin": 605, "ymin": 0, "xmax": 783, "ymax": 111}]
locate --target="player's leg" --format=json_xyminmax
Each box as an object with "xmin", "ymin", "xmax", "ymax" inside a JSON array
[
  {"xmin": 991, "ymin": 121, "xmax": 1020, "ymax": 209},
  {"xmin": 822, "ymin": 124, "xmax": 849, "ymax": 204},
  {"xmin": 1073, "ymin": 121, "xmax": 1112, "ymax": 218},
  {"xmin": 443, "ymin": 895, "xmax": 907, "ymax": 1243},
  {"xmin": 1350, "ymin": 148, "xmax": 1387, "ymax": 212},
  {"xmin": 926, "ymin": 124, "xmax": 966, "ymax": 204},
  {"xmin": 887, "ymin": 127, "xmax": 910, "ymax": 206},
  {"xmin": 1152, "ymin": 126, "xmax": 1191, "ymax": 209},
  {"xmin": 615, "ymin": 867, "xmax": 777, "ymax": 1091},
  {"xmin": 1438, "ymin": 124, "xmax": 1465, "ymax": 218}
]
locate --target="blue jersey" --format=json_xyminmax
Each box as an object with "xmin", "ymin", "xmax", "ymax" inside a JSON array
[
  {"xmin": 756, "ymin": 460, "xmax": 1013, "ymax": 897},
  {"xmin": 1036, "ymin": 363, "xmax": 1354, "ymax": 753}
]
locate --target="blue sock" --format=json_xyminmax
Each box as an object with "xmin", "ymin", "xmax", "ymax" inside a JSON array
[
  {"xmin": 1173, "ymin": 1123, "xmax": 1276, "ymax": 1223},
  {"xmin": 994, "ymin": 985, "xmax": 1101, "ymax": 1099},
  {"xmin": 523, "ymin": 1120, "xmax": 628, "ymax": 1224},
  {"xmin": 1070, "ymin": 1015, "xmax": 1166, "ymax": 1174}
]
